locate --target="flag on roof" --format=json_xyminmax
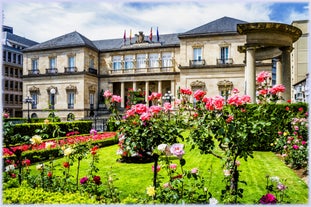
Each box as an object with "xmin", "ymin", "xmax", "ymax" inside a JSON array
[
  {"xmin": 149, "ymin": 27, "xmax": 153, "ymax": 42},
  {"xmin": 123, "ymin": 30, "xmax": 126, "ymax": 45},
  {"xmin": 156, "ymin": 27, "xmax": 159, "ymax": 42}
]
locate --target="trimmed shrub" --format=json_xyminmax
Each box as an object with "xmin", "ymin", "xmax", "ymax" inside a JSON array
[
  {"xmin": 12, "ymin": 121, "xmax": 93, "ymax": 141},
  {"xmin": 3, "ymin": 182, "xmax": 99, "ymax": 204}
]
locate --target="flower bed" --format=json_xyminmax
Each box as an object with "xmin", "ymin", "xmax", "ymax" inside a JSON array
[{"xmin": 3, "ymin": 132, "xmax": 117, "ymax": 157}]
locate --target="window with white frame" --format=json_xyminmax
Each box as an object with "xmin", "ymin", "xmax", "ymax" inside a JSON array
[
  {"xmin": 89, "ymin": 57, "xmax": 95, "ymax": 68},
  {"xmin": 136, "ymin": 54, "xmax": 146, "ymax": 68},
  {"xmin": 124, "ymin": 55, "xmax": 134, "ymax": 69},
  {"xmin": 162, "ymin": 52, "xmax": 172, "ymax": 67},
  {"xmin": 68, "ymin": 56, "xmax": 75, "ymax": 67},
  {"xmin": 113, "ymin": 56, "xmax": 122, "ymax": 70},
  {"xmin": 31, "ymin": 59, "xmax": 38, "ymax": 72},
  {"xmin": 31, "ymin": 93, "xmax": 38, "ymax": 109},
  {"xmin": 68, "ymin": 91, "xmax": 75, "ymax": 109},
  {"xmin": 49, "ymin": 57, "xmax": 56, "ymax": 69},
  {"xmin": 193, "ymin": 48, "xmax": 202, "ymax": 61},
  {"xmin": 220, "ymin": 46, "xmax": 229, "ymax": 63},
  {"xmin": 149, "ymin": 53, "xmax": 159, "ymax": 68}
]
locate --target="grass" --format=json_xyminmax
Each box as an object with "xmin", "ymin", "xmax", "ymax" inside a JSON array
[{"xmin": 27, "ymin": 143, "xmax": 308, "ymax": 204}]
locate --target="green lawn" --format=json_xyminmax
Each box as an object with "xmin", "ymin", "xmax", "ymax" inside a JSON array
[{"xmin": 27, "ymin": 143, "xmax": 308, "ymax": 204}]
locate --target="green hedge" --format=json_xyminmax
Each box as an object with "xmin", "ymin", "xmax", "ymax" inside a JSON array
[
  {"xmin": 13, "ymin": 121, "xmax": 93, "ymax": 140},
  {"xmin": 3, "ymin": 182, "xmax": 99, "ymax": 204},
  {"xmin": 4, "ymin": 117, "xmax": 61, "ymax": 123},
  {"xmin": 245, "ymin": 102, "xmax": 308, "ymax": 151},
  {"xmin": 3, "ymin": 137, "xmax": 118, "ymax": 164}
]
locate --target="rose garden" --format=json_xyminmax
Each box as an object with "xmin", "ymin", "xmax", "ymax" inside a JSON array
[{"xmin": 2, "ymin": 72, "xmax": 308, "ymax": 204}]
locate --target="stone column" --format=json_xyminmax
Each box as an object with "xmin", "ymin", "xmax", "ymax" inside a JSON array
[
  {"xmin": 245, "ymin": 47, "xmax": 256, "ymax": 103},
  {"xmin": 133, "ymin": 82, "xmax": 137, "ymax": 91},
  {"xmin": 121, "ymin": 82, "xmax": 125, "ymax": 108},
  {"xmin": 108, "ymin": 83, "xmax": 113, "ymax": 92},
  {"xmin": 158, "ymin": 80, "xmax": 162, "ymax": 94},
  {"xmin": 276, "ymin": 58, "xmax": 282, "ymax": 85},
  {"xmin": 170, "ymin": 80, "xmax": 175, "ymax": 97},
  {"xmin": 145, "ymin": 81, "xmax": 149, "ymax": 104},
  {"xmin": 281, "ymin": 47, "xmax": 292, "ymax": 101}
]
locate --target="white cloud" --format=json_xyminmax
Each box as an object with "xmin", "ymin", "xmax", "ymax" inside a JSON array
[{"xmin": 2, "ymin": 0, "xmax": 307, "ymax": 43}]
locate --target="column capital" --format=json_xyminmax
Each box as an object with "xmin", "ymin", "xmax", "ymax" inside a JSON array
[{"xmin": 280, "ymin": 46, "xmax": 293, "ymax": 53}]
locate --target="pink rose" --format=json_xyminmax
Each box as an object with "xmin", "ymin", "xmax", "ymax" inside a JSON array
[
  {"xmin": 111, "ymin": 95, "xmax": 121, "ymax": 103},
  {"xmin": 134, "ymin": 104, "xmax": 147, "ymax": 114},
  {"xmin": 193, "ymin": 89, "xmax": 206, "ymax": 101},
  {"xmin": 104, "ymin": 90, "xmax": 112, "ymax": 98},
  {"xmin": 152, "ymin": 165, "xmax": 161, "ymax": 172},
  {"xmin": 256, "ymin": 71, "xmax": 271, "ymax": 83},
  {"xmin": 180, "ymin": 88, "xmax": 192, "ymax": 95},
  {"xmin": 292, "ymin": 145, "xmax": 299, "ymax": 150},
  {"xmin": 149, "ymin": 106, "xmax": 162, "ymax": 114},
  {"xmin": 140, "ymin": 112, "xmax": 151, "ymax": 121},
  {"xmin": 213, "ymin": 95, "xmax": 224, "ymax": 110},
  {"xmin": 170, "ymin": 143, "xmax": 184, "ymax": 159},
  {"xmin": 191, "ymin": 168, "xmax": 198, "ymax": 174},
  {"xmin": 269, "ymin": 84, "xmax": 285, "ymax": 94},
  {"xmin": 169, "ymin": 164, "xmax": 177, "ymax": 170},
  {"xmin": 163, "ymin": 102, "xmax": 172, "ymax": 111}
]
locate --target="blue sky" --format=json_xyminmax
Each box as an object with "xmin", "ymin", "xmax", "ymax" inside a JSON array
[{"xmin": 1, "ymin": 0, "xmax": 309, "ymax": 43}]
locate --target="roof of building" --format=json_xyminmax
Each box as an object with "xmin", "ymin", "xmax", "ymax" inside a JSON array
[
  {"xmin": 6, "ymin": 32, "xmax": 38, "ymax": 47},
  {"xmin": 23, "ymin": 31, "xmax": 98, "ymax": 52},
  {"xmin": 22, "ymin": 16, "xmax": 247, "ymax": 52},
  {"xmin": 179, "ymin": 16, "xmax": 248, "ymax": 37},
  {"xmin": 93, "ymin": 33, "xmax": 180, "ymax": 52}
]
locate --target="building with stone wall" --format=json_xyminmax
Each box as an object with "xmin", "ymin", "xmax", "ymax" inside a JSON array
[
  {"xmin": 22, "ymin": 17, "xmax": 302, "ymax": 120},
  {"xmin": 291, "ymin": 20, "xmax": 309, "ymax": 102},
  {"xmin": 2, "ymin": 25, "xmax": 38, "ymax": 117}
]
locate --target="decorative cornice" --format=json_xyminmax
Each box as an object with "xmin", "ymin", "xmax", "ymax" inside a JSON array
[
  {"xmin": 237, "ymin": 22, "xmax": 302, "ymax": 43},
  {"xmin": 66, "ymin": 85, "xmax": 77, "ymax": 91},
  {"xmin": 190, "ymin": 80, "xmax": 205, "ymax": 87},
  {"xmin": 29, "ymin": 86, "xmax": 40, "ymax": 92}
]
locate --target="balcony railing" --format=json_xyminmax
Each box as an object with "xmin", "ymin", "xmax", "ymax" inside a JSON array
[
  {"xmin": 28, "ymin": 69, "xmax": 40, "ymax": 75},
  {"xmin": 217, "ymin": 58, "xmax": 233, "ymax": 65},
  {"xmin": 46, "ymin": 68, "xmax": 58, "ymax": 74},
  {"xmin": 190, "ymin": 59, "xmax": 206, "ymax": 67},
  {"xmin": 109, "ymin": 66, "xmax": 175, "ymax": 75},
  {"xmin": 65, "ymin": 67, "xmax": 77, "ymax": 73},
  {"xmin": 68, "ymin": 103, "xmax": 74, "ymax": 109},
  {"xmin": 88, "ymin": 67, "xmax": 98, "ymax": 75}
]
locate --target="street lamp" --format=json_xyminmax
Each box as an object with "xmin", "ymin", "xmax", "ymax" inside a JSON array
[
  {"xmin": 50, "ymin": 88, "xmax": 56, "ymax": 110},
  {"xmin": 24, "ymin": 96, "xmax": 33, "ymax": 123},
  {"xmin": 162, "ymin": 91, "xmax": 174, "ymax": 103},
  {"xmin": 162, "ymin": 91, "xmax": 175, "ymax": 120}
]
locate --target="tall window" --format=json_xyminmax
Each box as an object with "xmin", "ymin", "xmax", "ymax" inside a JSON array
[
  {"xmin": 193, "ymin": 48, "xmax": 202, "ymax": 61},
  {"xmin": 49, "ymin": 57, "xmax": 56, "ymax": 68},
  {"xmin": 49, "ymin": 57, "xmax": 57, "ymax": 73},
  {"xmin": 124, "ymin": 55, "xmax": 134, "ymax": 69},
  {"xmin": 90, "ymin": 93, "xmax": 94, "ymax": 106},
  {"xmin": 137, "ymin": 54, "xmax": 146, "ymax": 68},
  {"xmin": 149, "ymin": 53, "xmax": 159, "ymax": 68},
  {"xmin": 220, "ymin": 47, "xmax": 229, "ymax": 63},
  {"xmin": 68, "ymin": 92, "xmax": 75, "ymax": 109},
  {"xmin": 113, "ymin": 56, "xmax": 122, "ymax": 70},
  {"xmin": 31, "ymin": 93, "xmax": 38, "ymax": 109},
  {"xmin": 162, "ymin": 52, "xmax": 172, "ymax": 67},
  {"xmin": 32, "ymin": 59, "xmax": 38, "ymax": 73},
  {"xmin": 68, "ymin": 56, "xmax": 75, "ymax": 68},
  {"xmin": 89, "ymin": 57, "xmax": 95, "ymax": 69}
]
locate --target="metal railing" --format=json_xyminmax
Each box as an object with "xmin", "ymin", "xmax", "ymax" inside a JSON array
[
  {"xmin": 65, "ymin": 67, "xmax": 77, "ymax": 73},
  {"xmin": 217, "ymin": 58, "xmax": 233, "ymax": 65},
  {"xmin": 189, "ymin": 59, "xmax": 206, "ymax": 66},
  {"xmin": 46, "ymin": 68, "xmax": 58, "ymax": 74},
  {"xmin": 28, "ymin": 69, "xmax": 40, "ymax": 75}
]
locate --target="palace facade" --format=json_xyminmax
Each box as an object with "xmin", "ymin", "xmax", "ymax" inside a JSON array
[{"xmin": 22, "ymin": 17, "xmax": 303, "ymax": 120}]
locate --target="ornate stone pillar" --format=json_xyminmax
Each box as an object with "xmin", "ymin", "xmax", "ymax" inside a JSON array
[
  {"xmin": 145, "ymin": 81, "xmax": 149, "ymax": 104},
  {"xmin": 245, "ymin": 47, "xmax": 256, "ymax": 103},
  {"xmin": 170, "ymin": 80, "xmax": 175, "ymax": 97},
  {"xmin": 276, "ymin": 58, "xmax": 282, "ymax": 85},
  {"xmin": 120, "ymin": 82, "xmax": 125, "ymax": 108},
  {"xmin": 158, "ymin": 81, "xmax": 162, "ymax": 94},
  {"xmin": 281, "ymin": 47, "xmax": 292, "ymax": 101}
]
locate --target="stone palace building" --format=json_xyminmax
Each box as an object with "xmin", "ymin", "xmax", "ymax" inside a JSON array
[{"xmin": 22, "ymin": 16, "xmax": 303, "ymax": 120}]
